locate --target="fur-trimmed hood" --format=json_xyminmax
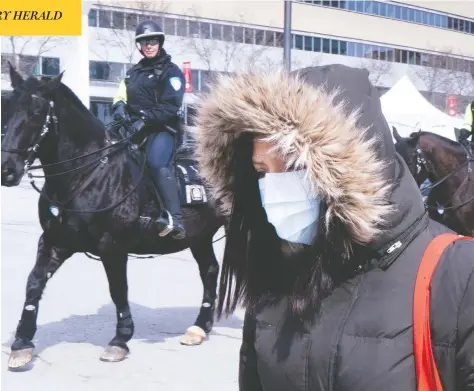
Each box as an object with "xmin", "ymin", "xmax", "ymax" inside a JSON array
[{"xmin": 194, "ymin": 65, "xmax": 425, "ymax": 251}]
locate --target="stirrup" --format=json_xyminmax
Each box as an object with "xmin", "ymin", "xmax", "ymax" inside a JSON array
[{"xmin": 157, "ymin": 210, "xmax": 174, "ymax": 237}]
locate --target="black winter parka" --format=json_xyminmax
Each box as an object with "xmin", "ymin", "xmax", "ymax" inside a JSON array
[{"xmin": 194, "ymin": 65, "xmax": 474, "ymax": 391}]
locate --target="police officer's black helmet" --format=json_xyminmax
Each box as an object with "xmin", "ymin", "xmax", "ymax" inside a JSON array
[{"xmin": 135, "ymin": 20, "xmax": 165, "ymax": 46}]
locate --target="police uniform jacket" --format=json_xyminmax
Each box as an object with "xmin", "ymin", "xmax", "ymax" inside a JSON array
[{"xmin": 113, "ymin": 49, "xmax": 185, "ymax": 131}]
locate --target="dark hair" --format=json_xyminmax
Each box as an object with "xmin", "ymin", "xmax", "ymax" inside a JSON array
[{"xmin": 216, "ymin": 133, "xmax": 359, "ymax": 320}]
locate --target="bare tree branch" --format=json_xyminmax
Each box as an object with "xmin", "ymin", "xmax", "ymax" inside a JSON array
[
  {"xmin": 359, "ymin": 58, "xmax": 393, "ymax": 87},
  {"xmin": 1, "ymin": 36, "xmax": 66, "ymax": 82},
  {"xmin": 180, "ymin": 7, "xmax": 273, "ymax": 78},
  {"xmin": 414, "ymin": 49, "xmax": 454, "ymax": 107}
]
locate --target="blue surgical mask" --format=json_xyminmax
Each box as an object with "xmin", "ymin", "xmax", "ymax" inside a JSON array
[{"xmin": 258, "ymin": 170, "xmax": 321, "ymax": 245}]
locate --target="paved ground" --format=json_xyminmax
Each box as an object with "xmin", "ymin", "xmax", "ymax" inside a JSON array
[{"xmin": 1, "ymin": 178, "xmax": 243, "ymax": 391}]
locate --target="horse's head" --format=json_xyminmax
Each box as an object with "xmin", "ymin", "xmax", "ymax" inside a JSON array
[
  {"xmin": 1, "ymin": 62, "xmax": 63, "ymax": 186},
  {"xmin": 393, "ymin": 127, "xmax": 428, "ymax": 186}
]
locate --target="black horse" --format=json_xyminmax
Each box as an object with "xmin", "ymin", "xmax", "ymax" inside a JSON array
[
  {"xmin": 393, "ymin": 127, "xmax": 474, "ymax": 235},
  {"xmin": 1, "ymin": 64, "xmax": 225, "ymax": 369},
  {"xmin": 1, "ymin": 93, "xmax": 10, "ymax": 141}
]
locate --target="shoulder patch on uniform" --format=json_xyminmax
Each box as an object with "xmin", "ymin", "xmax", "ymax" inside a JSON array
[{"xmin": 169, "ymin": 77, "xmax": 182, "ymax": 91}]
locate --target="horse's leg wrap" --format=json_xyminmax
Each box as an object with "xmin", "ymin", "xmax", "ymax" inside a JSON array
[{"xmin": 101, "ymin": 251, "xmax": 134, "ymax": 350}]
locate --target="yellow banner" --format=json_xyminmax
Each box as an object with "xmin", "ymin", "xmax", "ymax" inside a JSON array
[{"xmin": 0, "ymin": 0, "xmax": 82, "ymax": 36}]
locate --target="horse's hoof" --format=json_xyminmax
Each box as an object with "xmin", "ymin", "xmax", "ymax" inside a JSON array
[
  {"xmin": 8, "ymin": 348, "xmax": 34, "ymax": 370},
  {"xmin": 180, "ymin": 326, "xmax": 206, "ymax": 346},
  {"xmin": 99, "ymin": 345, "xmax": 129, "ymax": 362}
]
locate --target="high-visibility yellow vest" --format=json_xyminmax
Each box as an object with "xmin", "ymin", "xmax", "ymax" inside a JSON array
[
  {"xmin": 462, "ymin": 102, "xmax": 473, "ymax": 133},
  {"xmin": 113, "ymin": 80, "xmax": 127, "ymax": 105}
]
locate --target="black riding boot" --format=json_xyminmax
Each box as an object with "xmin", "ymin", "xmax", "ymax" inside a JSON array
[{"xmin": 153, "ymin": 167, "xmax": 186, "ymax": 240}]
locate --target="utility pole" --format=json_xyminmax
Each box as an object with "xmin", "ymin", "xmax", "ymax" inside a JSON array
[{"xmin": 283, "ymin": 0, "xmax": 292, "ymax": 71}]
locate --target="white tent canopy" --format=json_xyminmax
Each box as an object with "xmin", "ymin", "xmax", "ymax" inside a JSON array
[{"xmin": 380, "ymin": 75, "xmax": 463, "ymax": 141}]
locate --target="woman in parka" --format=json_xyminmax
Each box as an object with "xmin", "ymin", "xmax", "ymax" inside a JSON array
[{"xmin": 194, "ymin": 65, "xmax": 474, "ymax": 391}]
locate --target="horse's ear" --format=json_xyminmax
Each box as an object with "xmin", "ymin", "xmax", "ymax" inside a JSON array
[
  {"xmin": 42, "ymin": 71, "xmax": 64, "ymax": 92},
  {"xmin": 8, "ymin": 61, "xmax": 24, "ymax": 89},
  {"xmin": 392, "ymin": 126, "xmax": 403, "ymax": 142}
]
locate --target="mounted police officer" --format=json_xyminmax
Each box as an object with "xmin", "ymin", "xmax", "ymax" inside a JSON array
[
  {"xmin": 459, "ymin": 99, "xmax": 474, "ymax": 150},
  {"xmin": 111, "ymin": 19, "xmax": 186, "ymax": 240}
]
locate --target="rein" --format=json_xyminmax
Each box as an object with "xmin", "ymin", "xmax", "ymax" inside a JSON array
[
  {"xmin": 2, "ymin": 99, "xmax": 147, "ymax": 214},
  {"xmin": 416, "ymin": 142, "xmax": 474, "ymax": 213}
]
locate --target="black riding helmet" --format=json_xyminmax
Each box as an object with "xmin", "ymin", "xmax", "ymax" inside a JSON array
[{"xmin": 135, "ymin": 20, "xmax": 165, "ymax": 52}]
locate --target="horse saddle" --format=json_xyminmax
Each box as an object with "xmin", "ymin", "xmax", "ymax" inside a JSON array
[{"xmin": 106, "ymin": 121, "xmax": 207, "ymax": 207}]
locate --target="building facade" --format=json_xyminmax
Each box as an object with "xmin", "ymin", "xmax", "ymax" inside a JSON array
[{"xmin": 1, "ymin": 0, "xmax": 473, "ymax": 125}]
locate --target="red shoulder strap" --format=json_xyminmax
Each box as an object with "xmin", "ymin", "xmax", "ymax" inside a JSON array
[{"xmin": 413, "ymin": 233, "xmax": 474, "ymax": 391}]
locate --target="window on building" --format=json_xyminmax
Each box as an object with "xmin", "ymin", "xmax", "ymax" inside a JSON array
[
  {"xmin": 264, "ymin": 31, "xmax": 274, "ymax": 46},
  {"xmin": 189, "ymin": 20, "xmax": 199, "ymax": 37},
  {"xmin": 90, "ymin": 100, "xmax": 113, "ymax": 124},
  {"xmin": 185, "ymin": 105, "xmax": 198, "ymax": 126},
  {"xmin": 148, "ymin": 15, "xmax": 163, "ymax": 27},
  {"xmin": 244, "ymin": 28, "xmax": 254, "ymax": 44},
  {"xmin": 90, "ymin": 61, "xmax": 109, "ymax": 80},
  {"xmin": 164, "ymin": 17, "xmax": 176, "ymax": 35},
  {"xmin": 125, "ymin": 13, "xmax": 138, "ymax": 31},
  {"xmin": 428, "ymin": 13, "xmax": 435, "ymax": 26},
  {"xmin": 304, "ymin": 35, "xmax": 313, "ymax": 51},
  {"xmin": 322, "ymin": 38, "xmax": 330, "ymax": 53},
  {"xmin": 339, "ymin": 40, "xmax": 347, "ymax": 55},
  {"xmin": 347, "ymin": 42, "xmax": 356, "ymax": 56},
  {"xmin": 1, "ymin": 53, "xmax": 15, "ymax": 73},
  {"xmin": 211, "ymin": 24, "xmax": 223, "ymax": 40},
  {"xmin": 88, "ymin": 9, "xmax": 97, "ymax": 27},
  {"xmin": 313, "ymin": 37, "xmax": 321, "ymax": 52},
  {"xmin": 371, "ymin": 1, "xmax": 379, "ymax": 16},
  {"xmin": 234, "ymin": 27, "xmax": 244, "ymax": 43},
  {"xmin": 275, "ymin": 32, "xmax": 284, "ymax": 47},
  {"xmin": 378, "ymin": 46, "xmax": 386, "ymax": 60},
  {"xmin": 394, "ymin": 49, "xmax": 401, "ymax": 63},
  {"xmin": 200, "ymin": 22, "xmax": 211, "ymax": 39},
  {"xmin": 331, "ymin": 40, "xmax": 339, "ymax": 54},
  {"xmin": 98, "ymin": 10, "xmax": 111, "ymax": 28},
  {"xmin": 176, "ymin": 19, "xmax": 187, "ymax": 37},
  {"xmin": 201, "ymin": 70, "xmax": 211, "ymax": 92},
  {"xmin": 386, "ymin": 4, "xmax": 395, "ymax": 18},
  {"xmin": 191, "ymin": 69, "xmax": 199, "ymax": 90},
  {"xmin": 41, "ymin": 57, "xmax": 60, "ymax": 76},
  {"xmin": 112, "ymin": 12, "xmax": 125, "ymax": 29},
  {"xmin": 386, "ymin": 48, "xmax": 394, "ymax": 62},
  {"xmin": 363, "ymin": 44, "xmax": 372, "ymax": 59},
  {"xmin": 401, "ymin": 50, "xmax": 408, "ymax": 63},
  {"xmin": 255, "ymin": 30, "xmax": 265, "ymax": 45},
  {"xmin": 394, "ymin": 5, "xmax": 401, "ymax": 19},
  {"xmin": 295, "ymin": 34, "xmax": 303, "ymax": 50},
  {"xmin": 18, "ymin": 55, "xmax": 38, "ymax": 75},
  {"xmin": 222, "ymin": 25, "xmax": 233, "ymax": 42},
  {"xmin": 89, "ymin": 61, "xmax": 125, "ymax": 81}
]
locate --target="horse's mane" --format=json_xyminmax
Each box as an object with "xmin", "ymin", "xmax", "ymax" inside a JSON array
[
  {"xmin": 57, "ymin": 83, "xmax": 104, "ymax": 128},
  {"xmin": 412, "ymin": 131, "xmax": 465, "ymax": 156}
]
